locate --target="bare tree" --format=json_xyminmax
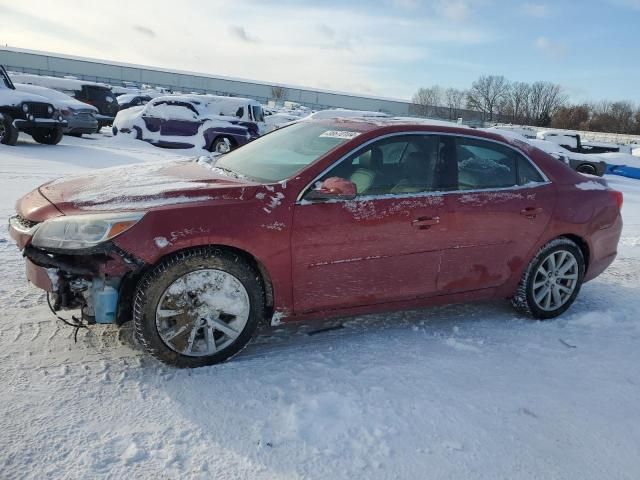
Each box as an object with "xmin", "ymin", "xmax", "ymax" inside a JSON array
[
  {"xmin": 411, "ymin": 86, "xmax": 443, "ymax": 117},
  {"xmin": 508, "ymin": 82, "xmax": 531, "ymax": 123},
  {"xmin": 466, "ymin": 75, "xmax": 509, "ymax": 121},
  {"xmin": 271, "ymin": 85, "xmax": 287, "ymax": 102},
  {"xmin": 444, "ymin": 88, "xmax": 466, "ymax": 120},
  {"xmin": 528, "ymin": 81, "xmax": 567, "ymax": 126},
  {"xmin": 551, "ymin": 105, "xmax": 590, "ymax": 130}
]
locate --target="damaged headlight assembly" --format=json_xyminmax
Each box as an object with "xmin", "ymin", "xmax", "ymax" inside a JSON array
[{"xmin": 31, "ymin": 212, "xmax": 145, "ymax": 250}]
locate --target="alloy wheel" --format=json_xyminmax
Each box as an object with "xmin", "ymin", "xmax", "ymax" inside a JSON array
[
  {"xmin": 532, "ymin": 250, "xmax": 579, "ymax": 311},
  {"xmin": 155, "ymin": 269, "xmax": 250, "ymax": 357}
]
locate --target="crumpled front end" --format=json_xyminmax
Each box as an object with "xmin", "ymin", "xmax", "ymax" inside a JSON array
[{"xmin": 8, "ymin": 189, "xmax": 146, "ymax": 325}]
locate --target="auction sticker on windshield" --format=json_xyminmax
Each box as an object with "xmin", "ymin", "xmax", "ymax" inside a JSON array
[{"xmin": 319, "ymin": 130, "xmax": 361, "ymax": 139}]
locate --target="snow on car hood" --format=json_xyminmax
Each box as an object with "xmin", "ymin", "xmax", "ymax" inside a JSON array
[
  {"xmin": 0, "ymin": 88, "xmax": 53, "ymax": 107},
  {"xmin": 39, "ymin": 159, "xmax": 258, "ymax": 213}
]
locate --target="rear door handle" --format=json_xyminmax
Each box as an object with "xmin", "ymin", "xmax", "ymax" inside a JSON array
[
  {"xmin": 520, "ymin": 207, "xmax": 544, "ymax": 217},
  {"xmin": 412, "ymin": 216, "xmax": 440, "ymax": 229}
]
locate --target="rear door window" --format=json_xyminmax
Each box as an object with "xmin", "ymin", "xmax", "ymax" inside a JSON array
[
  {"xmin": 518, "ymin": 157, "xmax": 545, "ymax": 185},
  {"xmin": 455, "ymin": 138, "xmax": 518, "ymax": 190},
  {"xmin": 443, "ymin": 136, "xmax": 545, "ymax": 190}
]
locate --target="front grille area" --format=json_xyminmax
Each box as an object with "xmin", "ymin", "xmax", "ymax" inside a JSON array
[
  {"xmin": 13, "ymin": 215, "xmax": 40, "ymax": 231},
  {"xmin": 75, "ymin": 111, "xmax": 96, "ymax": 120},
  {"xmin": 25, "ymin": 102, "xmax": 53, "ymax": 119}
]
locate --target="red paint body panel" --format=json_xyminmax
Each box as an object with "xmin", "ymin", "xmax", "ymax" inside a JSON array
[
  {"xmin": 438, "ymin": 183, "xmax": 556, "ymax": 293},
  {"xmin": 291, "ymin": 195, "xmax": 447, "ymax": 312},
  {"xmin": 25, "ymin": 259, "xmax": 53, "ymax": 291},
  {"xmin": 10, "ymin": 119, "xmax": 623, "ymax": 323}
]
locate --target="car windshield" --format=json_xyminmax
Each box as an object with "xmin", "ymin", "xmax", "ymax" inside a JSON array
[{"xmin": 215, "ymin": 122, "xmax": 360, "ymax": 182}]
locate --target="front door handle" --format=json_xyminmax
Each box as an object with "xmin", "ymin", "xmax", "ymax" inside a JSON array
[
  {"xmin": 412, "ymin": 216, "xmax": 440, "ymax": 229},
  {"xmin": 520, "ymin": 207, "xmax": 544, "ymax": 218}
]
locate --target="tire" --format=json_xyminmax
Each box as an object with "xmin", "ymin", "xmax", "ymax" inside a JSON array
[
  {"xmin": 31, "ymin": 127, "xmax": 64, "ymax": 145},
  {"xmin": 511, "ymin": 238, "xmax": 585, "ymax": 319},
  {"xmin": 133, "ymin": 247, "xmax": 264, "ymax": 367},
  {"xmin": 0, "ymin": 114, "xmax": 19, "ymax": 146},
  {"xmin": 576, "ymin": 164, "xmax": 597, "ymax": 175},
  {"xmin": 210, "ymin": 136, "xmax": 234, "ymax": 153}
]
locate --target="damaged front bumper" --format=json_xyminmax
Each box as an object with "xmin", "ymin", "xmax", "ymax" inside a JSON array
[
  {"xmin": 20, "ymin": 241, "xmax": 144, "ymax": 325},
  {"xmin": 25, "ymin": 243, "xmax": 143, "ymax": 324},
  {"xmin": 9, "ymin": 213, "xmax": 146, "ymax": 324}
]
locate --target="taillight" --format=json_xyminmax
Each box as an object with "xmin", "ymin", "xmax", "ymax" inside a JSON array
[{"xmin": 611, "ymin": 190, "xmax": 623, "ymax": 210}]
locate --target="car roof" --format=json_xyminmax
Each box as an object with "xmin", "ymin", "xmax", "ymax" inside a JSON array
[{"xmin": 305, "ymin": 117, "xmax": 518, "ymax": 145}]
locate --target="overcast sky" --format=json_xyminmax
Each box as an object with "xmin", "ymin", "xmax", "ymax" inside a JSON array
[{"xmin": 0, "ymin": 0, "xmax": 638, "ymax": 102}]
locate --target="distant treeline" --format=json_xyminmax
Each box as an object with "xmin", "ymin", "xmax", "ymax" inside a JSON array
[{"xmin": 412, "ymin": 75, "xmax": 640, "ymax": 135}]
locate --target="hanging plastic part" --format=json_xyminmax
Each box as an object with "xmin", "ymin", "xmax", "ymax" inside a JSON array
[{"xmin": 46, "ymin": 293, "xmax": 89, "ymax": 343}]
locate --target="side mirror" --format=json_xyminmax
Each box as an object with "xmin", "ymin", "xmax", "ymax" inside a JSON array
[
  {"xmin": 305, "ymin": 177, "xmax": 357, "ymax": 201},
  {"xmin": 215, "ymin": 138, "xmax": 231, "ymax": 154}
]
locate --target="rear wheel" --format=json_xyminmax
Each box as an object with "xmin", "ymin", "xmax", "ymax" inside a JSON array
[
  {"xmin": 133, "ymin": 248, "xmax": 264, "ymax": 367},
  {"xmin": 576, "ymin": 163, "xmax": 597, "ymax": 175},
  {"xmin": 31, "ymin": 127, "xmax": 64, "ymax": 145},
  {"xmin": 0, "ymin": 114, "xmax": 19, "ymax": 145},
  {"xmin": 511, "ymin": 238, "xmax": 585, "ymax": 319}
]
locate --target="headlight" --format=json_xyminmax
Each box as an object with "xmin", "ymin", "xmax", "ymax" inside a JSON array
[
  {"xmin": 22, "ymin": 103, "xmax": 29, "ymax": 113},
  {"xmin": 47, "ymin": 105, "xmax": 54, "ymax": 114},
  {"xmin": 31, "ymin": 212, "xmax": 144, "ymax": 250}
]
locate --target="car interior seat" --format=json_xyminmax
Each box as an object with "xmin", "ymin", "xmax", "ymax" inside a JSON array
[
  {"xmin": 391, "ymin": 152, "xmax": 433, "ymax": 194},
  {"xmin": 349, "ymin": 147, "xmax": 383, "ymax": 194}
]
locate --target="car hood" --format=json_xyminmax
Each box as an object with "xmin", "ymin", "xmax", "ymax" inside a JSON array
[
  {"xmin": 0, "ymin": 88, "xmax": 54, "ymax": 107},
  {"xmin": 36, "ymin": 159, "xmax": 258, "ymax": 215}
]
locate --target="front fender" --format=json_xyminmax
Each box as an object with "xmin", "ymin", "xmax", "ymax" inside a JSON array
[{"xmin": 112, "ymin": 187, "xmax": 295, "ymax": 312}]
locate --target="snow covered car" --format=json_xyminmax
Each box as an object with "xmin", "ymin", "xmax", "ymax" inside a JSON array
[
  {"xmin": 9, "ymin": 72, "xmax": 118, "ymax": 128},
  {"xmin": 116, "ymin": 93, "xmax": 153, "ymax": 111},
  {"xmin": 9, "ymin": 118, "xmax": 622, "ymax": 367},
  {"xmin": 0, "ymin": 65, "xmax": 66, "ymax": 145},
  {"xmin": 15, "ymin": 83, "xmax": 98, "ymax": 137},
  {"xmin": 112, "ymin": 94, "xmax": 266, "ymax": 151}
]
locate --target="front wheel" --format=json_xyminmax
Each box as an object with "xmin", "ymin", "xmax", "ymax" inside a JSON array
[
  {"xmin": 0, "ymin": 114, "xmax": 19, "ymax": 145},
  {"xmin": 210, "ymin": 136, "xmax": 234, "ymax": 153},
  {"xmin": 133, "ymin": 248, "xmax": 264, "ymax": 367},
  {"xmin": 31, "ymin": 127, "xmax": 64, "ymax": 145},
  {"xmin": 511, "ymin": 238, "xmax": 585, "ymax": 319}
]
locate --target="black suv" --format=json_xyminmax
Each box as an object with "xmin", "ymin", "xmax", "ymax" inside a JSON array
[{"xmin": 0, "ymin": 65, "xmax": 67, "ymax": 145}]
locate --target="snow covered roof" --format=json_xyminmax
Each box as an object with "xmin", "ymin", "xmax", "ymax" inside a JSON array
[
  {"xmin": 1, "ymin": 46, "xmax": 413, "ymax": 104},
  {"xmin": 8, "ymin": 71, "xmax": 111, "ymax": 91},
  {"xmin": 147, "ymin": 94, "xmax": 261, "ymax": 119}
]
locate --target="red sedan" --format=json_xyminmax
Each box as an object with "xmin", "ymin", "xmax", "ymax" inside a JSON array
[{"xmin": 9, "ymin": 119, "xmax": 623, "ymax": 367}]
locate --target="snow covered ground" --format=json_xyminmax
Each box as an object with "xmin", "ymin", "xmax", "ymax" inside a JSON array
[{"xmin": 0, "ymin": 132, "xmax": 639, "ymax": 479}]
